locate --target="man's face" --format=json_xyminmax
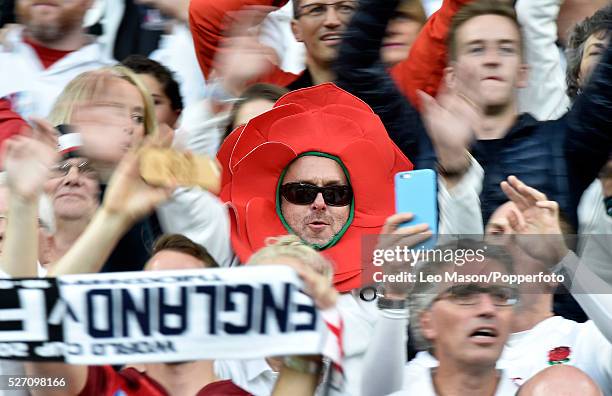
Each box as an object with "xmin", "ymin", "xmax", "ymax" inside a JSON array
[
  {"xmin": 280, "ymin": 156, "xmax": 351, "ymax": 245},
  {"xmin": 138, "ymin": 73, "xmax": 180, "ymax": 129},
  {"xmin": 291, "ymin": 0, "xmax": 357, "ymax": 66},
  {"xmin": 145, "ymin": 250, "xmax": 206, "ymax": 271},
  {"xmin": 16, "ymin": 0, "xmax": 92, "ymax": 43},
  {"xmin": 450, "ymin": 15, "xmax": 528, "ymax": 109},
  {"xmin": 578, "ymin": 31, "xmax": 611, "ymax": 89},
  {"xmin": 43, "ymin": 157, "xmax": 99, "ymax": 221},
  {"xmin": 420, "ymin": 259, "xmax": 514, "ymax": 368}
]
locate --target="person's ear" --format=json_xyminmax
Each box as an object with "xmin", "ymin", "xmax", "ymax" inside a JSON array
[
  {"xmin": 443, "ymin": 65, "xmax": 456, "ymax": 91},
  {"xmin": 291, "ymin": 20, "xmax": 304, "ymax": 43},
  {"xmin": 516, "ymin": 63, "xmax": 530, "ymax": 88}
]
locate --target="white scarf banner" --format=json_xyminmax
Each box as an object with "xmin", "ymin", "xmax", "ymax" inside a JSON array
[{"xmin": 0, "ymin": 266, "xmax": 343, "ymax": 370}]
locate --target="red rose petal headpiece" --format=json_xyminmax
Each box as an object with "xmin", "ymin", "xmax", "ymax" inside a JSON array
[{"xmin": 218, "ymin": 83, "xmax": 413, "ymax": 292}]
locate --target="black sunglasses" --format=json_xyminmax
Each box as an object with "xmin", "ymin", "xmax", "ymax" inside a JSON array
[{"xmin": 280, "ymin": 183, "xmax": 353, "ymax": 207}]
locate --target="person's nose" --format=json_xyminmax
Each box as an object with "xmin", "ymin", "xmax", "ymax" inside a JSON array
[
  {"xmin": 322, "ymin": 5, "xmax": 342, "ymax": 28},
  {"xmin": 310, "ymin": 192, "xmax": 327, "ymax": 211},
  {"xmin": 63, "ymin": 165, "xmax": 82, "ymax": 186},
  {"xmin": 475, "ymin": 293, "xmax": 497, "ymax": 318}
]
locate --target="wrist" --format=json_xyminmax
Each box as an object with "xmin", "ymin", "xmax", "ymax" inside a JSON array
[
  {"xmin": 99, "ymin": 207, "xmax": 132, "ymax": 231},
  {"xmin": 436, "ymin": 149, "xmax": 471, "ymax": 175},
  {"xmin": 10, "ymin": 189, "xmax": 41, "ymax": 205},
  {"xmin": 282, "ymin": 356, "xmax": 323, "ymax": 375}
]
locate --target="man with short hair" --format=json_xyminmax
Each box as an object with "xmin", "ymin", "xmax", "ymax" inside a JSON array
[
  {"xmin": 217, "ymin": 82, "xmax": 414, "ymax": 395},
  {"xmin": 361, "ymin": 176, "xmax": 612, "ymax": 395},
  {"xmin": 418, "ymin": 0, "xmax": 611, "ymax": 231},
  {"xmin": 279, "ymin": 155, "xmax": 352, "ymax": 247},
  {"xmin": 392, "ymin": 241, "xmax": 520, "ymax": 395},
  {"xmin": 188, "ymin": 0, "xmax": 469, "ymax": 102},
  {"xmin": 0, "ymin": 0, "xmax": 112, "ymax": 143},
  {"xmin": 218, "ymin": 83, "xmax": 412, "ymax": 291}
]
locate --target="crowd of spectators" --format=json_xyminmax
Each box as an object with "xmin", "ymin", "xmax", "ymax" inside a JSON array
[{"xmin": 0, "ymin": 0, "xmax": 611, "ymax": 395}]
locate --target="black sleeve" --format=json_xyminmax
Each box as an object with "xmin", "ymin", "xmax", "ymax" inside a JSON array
[
  {"xmin": 333, "ymin": 0, "xmax": 436, "ymax": 168},
  {"xmin": 565, "ymin": 41, "xmax": 612, "ymax": 202}
]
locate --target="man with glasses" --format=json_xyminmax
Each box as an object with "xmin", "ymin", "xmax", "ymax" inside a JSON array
[
  {"xmin": 395, "ymin": 241, "xmax": 520, "ymax": 395},
  {"xmin": 362, "ymin": 176, "xmax": 612, "ymax": 395},
  {"xmin": 188, "ymin": 0, "xmax": 453, "ymax": 102},
  {"xmin": 189, "ymin": 0, "xmax": 358, "ymax": 91},
  {"xmin": 218, "ymin": 83, "xmax": 413, "ymax": 394},
  {"xmin": 279, "ymin": 155, "xmax": 353, "ymax": 247},
  {"xmin": 218, "ymin": 83, "xmax": 412, "ymax": 292}
]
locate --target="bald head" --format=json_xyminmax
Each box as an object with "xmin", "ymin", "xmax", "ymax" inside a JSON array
[{"xmin": 519, "ymin": 365, "xmax": 603, "ymax": 396}]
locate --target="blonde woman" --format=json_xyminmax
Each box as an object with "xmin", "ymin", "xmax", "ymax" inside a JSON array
[{"xmin": 48, "ymin": 65, "xmax": 159, "ymax": 178}]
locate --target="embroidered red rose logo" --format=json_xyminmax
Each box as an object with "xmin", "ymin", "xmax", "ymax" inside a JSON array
[{"xmin": 548, "ymin": 346, "xmax": 571, "ymax": 365}]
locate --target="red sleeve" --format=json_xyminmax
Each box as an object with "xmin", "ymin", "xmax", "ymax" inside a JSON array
[
  {"xmin": 0, "ymin": 98, "xmax": 28, "ymax": 145},
  {"xmin": 389, "ymin": 0, "xmax": 474, "ymax": 109},
  {"xmin": 78, "ymin": 366, "xmax": 122, "ymax": 396},
  {"xmin": 189, "ymin": 0, "xmax": 289, "ymax": 80}
]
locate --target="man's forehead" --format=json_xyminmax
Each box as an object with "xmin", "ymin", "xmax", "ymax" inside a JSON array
[
  {"xmin": 283, "ymin": 155, "xmax": 348, "ymax": 184},
  {"xmin": 299, "ymin": 0, "xmax": 353, "ymax": 6},
  {"xmin": 457, "ymin": 14, "xmax": 521, "ymax": 45}
]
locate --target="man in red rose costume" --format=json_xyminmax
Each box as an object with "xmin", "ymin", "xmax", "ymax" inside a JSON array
[
  {"xmin": 216, "ymin": 83, "xmax": 414, "ymax": 394},
  {"xmin": 218, "ymin": 82, "xmax": 413, "ymax": 292}
]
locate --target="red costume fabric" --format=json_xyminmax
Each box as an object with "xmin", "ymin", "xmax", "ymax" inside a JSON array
[{"xmin": 217, "ymin": 83, "xmax": 413, "ymax": 292}]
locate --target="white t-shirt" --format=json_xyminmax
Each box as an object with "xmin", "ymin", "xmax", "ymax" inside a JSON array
[
  {"xmin": 390, "ymin": 369, "xmax": 518, "ymax": 396},
  {"xmin": 405, "ymin": 316, "xmax": 612, "ymax": 394},
  {"xmin": 215, "ymin": 359, "xmax": 277, "ymax": 396},
  {"xmin": 0, "ymin": 28, "xmax": 112, "ymax": 120}
]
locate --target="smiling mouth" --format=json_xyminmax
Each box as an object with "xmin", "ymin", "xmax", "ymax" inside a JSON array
[{"xmin": 320, "ymin": 34, "xmax": 343, "ymax": 43}]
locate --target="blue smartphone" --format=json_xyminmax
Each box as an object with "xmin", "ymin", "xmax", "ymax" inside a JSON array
[{"xmin": 394, "ymin": 169, "xmax": 438, "ymax": 234}]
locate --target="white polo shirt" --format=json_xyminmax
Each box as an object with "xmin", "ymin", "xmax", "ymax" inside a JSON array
[
  {"xmin": 405, "ymin": 316, "xmax": 612, "ymax": 395},
  {"xmin": 390, "ymin": 369, "xmax": 518, "ymax": 396}
]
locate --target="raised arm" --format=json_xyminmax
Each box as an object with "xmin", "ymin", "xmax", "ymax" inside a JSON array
[
  {"xmin": 516, "ymin": 0, "xmax": 570, "ymax": 120},
  {"xmin": 188, "ymin": 0, "xmax": 287, "ymax": 80},
  {"xmin": 565, "ymin": 40, "xmax": 612, "ymax": 208},
  {"xmin": 390, "ymin": 0, "xmax": 473, "ymax": 108},
  {"xmin": 361, "ymin": 214, "xmax": 432, "ymax": 395},
  {"xmin": 0, "ymin": 119, "xmax": 58, "ymax": 278},
  {"xmin": 48, "ymin": 151, "xmax": 172, "ymax": 276},
  {"xmin": 334, "ymin": 0, "xmax": 435, "ymax": 167}
]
